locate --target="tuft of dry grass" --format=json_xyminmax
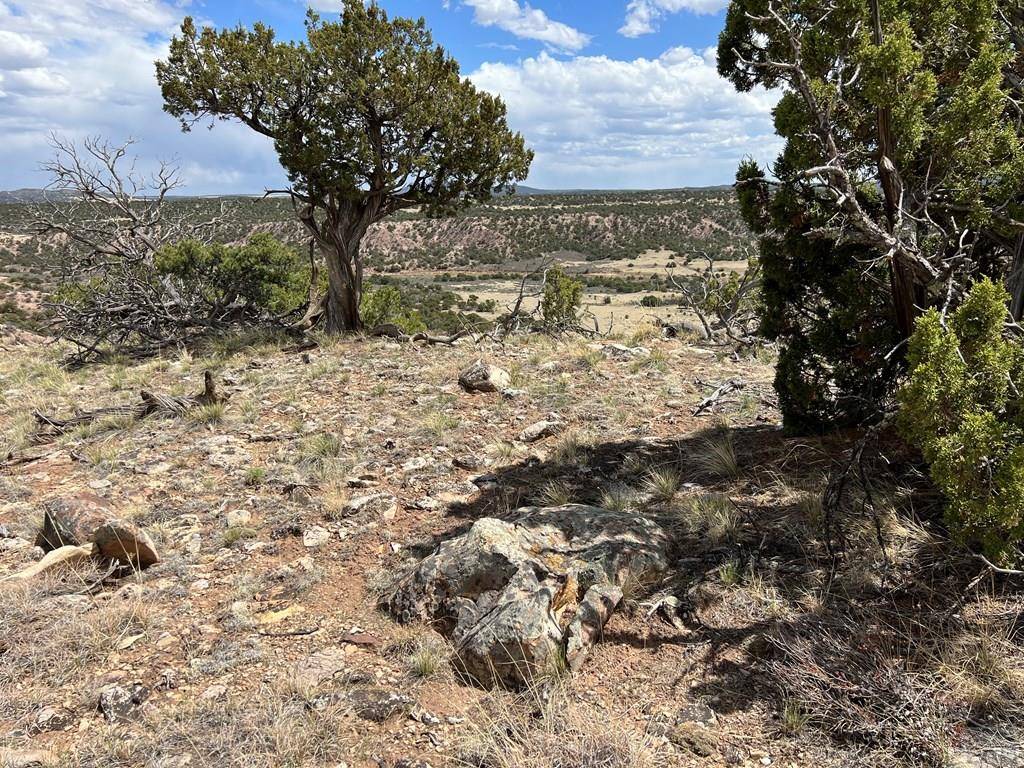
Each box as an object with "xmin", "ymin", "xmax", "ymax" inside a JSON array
[
  {"xmin": 692, "ymin": 428, "xmax": 740, "ymax": 480},
  {"xmin": 599, "ymin": 484, "xmax": 639, "ymax": 514},
  {"xmin": 71, "ymin": 684, "xmax": 357, "ymax": 767},
  {"xmin": 644, "ymin": 466, "xmax": 681, "ymax": 503},
  {"xmin": 537, "ymin": 479, "xmax": 575, "ymax": 507},
  {"xmin": 0, "ymin": 567, "xmax": 153, "ymax": 724},
  {"xmin": 190, "ymin": 401, "xmax": 227, "ymax": 426},
  {"xmin": 459, "ymin": 683, "xmax": 667, "ymax": 768},
  {"xmin": 407, "ymin": 637, "xmax": 451, "ymax": 680},
  {"xmin": 678, "ymin": 493, "xmax": 742, "ymax": 545}
]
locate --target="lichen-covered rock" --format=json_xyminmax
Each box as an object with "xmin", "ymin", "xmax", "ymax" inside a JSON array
[
  {"xmin": 564, "ymin": 583, "xmax": 622, "ymax": 672},
  {"xmin": 384, "ymin": 504, "xmax": 671, "ymax": 688},
  {"xmin": 518, "ymin": 420, "xmax": 564, "ymax": 443},
  {"xmin": 452, "ymin": 567, "xmax": 564, "ymax": 688}
]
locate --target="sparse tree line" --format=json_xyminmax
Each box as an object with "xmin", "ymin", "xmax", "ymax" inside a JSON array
[{"xmin": 21, "ymin": 0, "xmax": 1024, "ymax": 563}]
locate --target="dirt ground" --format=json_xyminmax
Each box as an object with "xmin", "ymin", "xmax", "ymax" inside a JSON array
[{"xmin": 1, "ymin": 330, "xmax": 1021, "ymax": 768}]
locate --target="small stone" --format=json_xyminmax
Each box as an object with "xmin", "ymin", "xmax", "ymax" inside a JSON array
[
  {"xmin": 669, "ymin": 722, "xmax": 719, "ymax": 757},
  {"xmin": 98, "ymin": 683, "xmax": 148, "ymax": 722},
  {"xmin": 345, "ymin": 688, "xmax": 415, "ymax": 722},
  {"xmin": 303, "ymin": 526, "xmax": 331, "ymax": 548},
  {"xmin": 200, "ymin": 684, "xmax": 227, "ymax": 701},
  {"xmin": 226, "ymin": 509, "xmax": 252, "ymax": 527},
  {"xmin": 31, "ymin": 706, "xmax": 76, "ymax": 733},
  {"xmin": 293, "ymin": 647, "xmax": 350, "ymax": 689},
  {"xmin": 518, "ymin": 420, "xmax": 564, "ymax": 443},
  {"xmin": 676, "ymin": 702, "xmax": 717, "ymax": 727}
]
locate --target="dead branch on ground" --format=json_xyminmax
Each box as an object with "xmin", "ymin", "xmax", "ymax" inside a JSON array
[{"xmin": 31, "ymin": 371, "xmax": 225, "ymax": 443}]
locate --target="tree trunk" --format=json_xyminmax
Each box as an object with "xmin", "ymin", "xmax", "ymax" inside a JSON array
[
  {"xmin": 1010, "ymin": 233, "xmax": 1024, "ymax": 322},
  {"xmin": 871, "ymin": 0, "xmax": 921, "ymax": 341},
  {"xmin": 320, "ymin": 230, "xmax": 365, "ymax": 334}
]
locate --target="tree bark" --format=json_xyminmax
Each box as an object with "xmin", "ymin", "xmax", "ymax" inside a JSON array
[
  {"xmin": 1010, "ymin": 233, "xmax": 1024, "ymax": 322},
  {"xmin": 319, "ymin": 225, "xmax": 366, "ymax": 334},
  {"xmin": 870, "ymin": 0, "xmax": 921, "ymax": 341}
]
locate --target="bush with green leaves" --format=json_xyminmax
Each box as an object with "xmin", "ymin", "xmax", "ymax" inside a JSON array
[
  {"xmin": 359, "ymin": 284, "xmax": 427, "ymax": 334},
  {"xmin": 155, "ymin": 233, "xmax": 309, "ymax": 317},
  {"xmin": 540, "ymin": 267, "xmax": 584, "ymax": 331},
  {"xmin": 899, "ymin": 280, "xmax": 1024, "ymax": 564},
  {"xmin": 738, "ymin": 164, "xmax": 901, "ymax": 433}
]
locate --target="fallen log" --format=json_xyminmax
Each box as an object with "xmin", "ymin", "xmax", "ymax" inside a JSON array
[{"xmin": 32, "ymin": 371, "xmax": 223, "ymax": 441}]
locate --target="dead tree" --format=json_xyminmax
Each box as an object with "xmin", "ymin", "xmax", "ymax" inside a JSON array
[
  {"xmin": 34, "ymin": 136, "xmax": 227, "ymax": 363},
  {"xmin": 36, "ymin": 137, "xmax": 313, "ymax": 364},
  {"xmin": 490, "ymin": 260, "xmax": 605, "ymax": 341},
  {"xmin": 667, "ymin": 250, "xmax": 761, "ymax": 345}
]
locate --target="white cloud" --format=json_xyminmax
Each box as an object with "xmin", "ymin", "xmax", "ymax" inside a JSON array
[
  {"xmin": 620, "ymin": 0, "xmax": 730, "ymax": 38},
  {"xmin": 461, "ymin": 0, "xmax": 591, "ymax": 52},
  {"xmin": 470, "ymin": 47, "xmax": 781, "ymax": 189},
  {"xmin": 0, "ymin": 0, "xmax": 284, "ymax": 195}
]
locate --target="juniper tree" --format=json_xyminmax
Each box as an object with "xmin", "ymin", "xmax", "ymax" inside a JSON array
[
  {"xmin": 719, "ymin": 0, "xmax": 1024, "ymax": 429},
  {"xmin": 156, "ymin": 1, "xmax": 532, "ymax": 332}
]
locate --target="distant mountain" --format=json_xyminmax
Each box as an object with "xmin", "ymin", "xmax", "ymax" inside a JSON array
[{"xmin": 2, "ymin": 185, "xmax": 734, "ymax": 203}]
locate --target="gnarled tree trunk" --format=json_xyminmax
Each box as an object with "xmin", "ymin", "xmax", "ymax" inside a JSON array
[
  {"xmin": 321, "ymin": 238, "xmax": 364, "ymax": 333},
  {"xmin": 299, "ymin": 204, "xmax": 373, "ymax": 334}
]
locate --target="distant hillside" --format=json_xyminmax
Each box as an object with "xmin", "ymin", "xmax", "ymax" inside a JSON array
[
  {"xmin": 0, "ymin": 187, "xmax": 752, "ymax": 275},
  {"xmin": 0, "ymin": 189, "xmax": 76, "ymax": 204}
]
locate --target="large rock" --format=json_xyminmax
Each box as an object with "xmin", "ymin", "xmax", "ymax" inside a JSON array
[
  {"xmin": 458, "ymin": 361, "xmax": 511, "ymax": 393},
  {"xmin": 384, "ymin": 505, "xmax": 672, "ymax": 688},
  {"xmin": 36, "ymin": 495, "xmax": 158, "ymax": 570}
]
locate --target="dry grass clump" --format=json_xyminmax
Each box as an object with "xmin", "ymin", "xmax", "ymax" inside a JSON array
[
  {"xmin": 407, "ymin": 637, "xmax": 451, "ymax": 680},
  {"xmin": 644, "ymin": 465, "xmax": 681, "ymax": 503},
  {"xmin": 537, "ymin": 479, "xmax": 575, "ymax": 507},
  {"xmin": 550, "ymin": 431, "xmax": 590, "ymax": 467},
  {"xmin": 692, "ymin": 427, "xmax": 740, "ymax": 480},
  {"xmin": 769, "ymin": 622, "xmax": 955, "ymax": 767},
  {"xmin": 459, "ymin": 683, "xmax": 666, "ymax": 768},
  {"xmin": 598, "ymin": 483, "xmax": 639, "ymax": 514},
  {"xmin": 678, "ymin": 493, "xmax": 742, "ymax": 545},
  {"xmin": 932, "ymin": 612, "xmax": 1024, "ymax": 719},
  {"xmin": 0, "ymin": 568, "xmax": 153, "ymax": 722},
  {"xmin": 71, "ymin": 686, "xmax": 357, "ymax": 767},
  {"xmin": 190, "ymin": 401, "xmax": 227, "ymax": 426}
]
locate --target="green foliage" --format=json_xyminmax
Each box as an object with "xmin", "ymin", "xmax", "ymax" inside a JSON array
[
  {"xmin": 738, "ymin": 164, "xmax": 900, "ymax": 432},
  {"xmin": 155, "ymin": 233, "xmax": 308, "ymax": 316},
  {"xmin": 719, "ymin": 0, "xmax": 1024, "ymax": 431},
  {"xmin": 540, "ymin": 267, "xmax": 584, "ymax": 331},
  {"xmin": 359, "ymin": 285, "xmax": 426, "ymax": 334},
  {"xmin": 899, "ymin": 280, "xmax": 1024, "ymax": 563}
]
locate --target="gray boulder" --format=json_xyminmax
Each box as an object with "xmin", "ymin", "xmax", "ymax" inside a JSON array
[
  {"xmin": 384, "ymin": 504, "xmax": 671, "ymax": 688},
  {"xmin": 458, "ymin": 361, "xmax": 511, "ymax": 393}
]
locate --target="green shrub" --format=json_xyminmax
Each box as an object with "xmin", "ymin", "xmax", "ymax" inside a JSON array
[
  {"xmin": 899, "ymin": 280, "xmax": 1024, "ymax": 564},
  {"xmin": 155, "ymin": 233, "xmax": 308, "ymax": 316},
  {"xmin": 738, "ymin": 162, "xmax": 900, "ymax": 433},
  {"xmin": 359, "ymin": 284, "xmax": 427, "ymax": 333},
  {"xmin": 540, "ymin": 267, "xmax": 583, "ymax": 331}
]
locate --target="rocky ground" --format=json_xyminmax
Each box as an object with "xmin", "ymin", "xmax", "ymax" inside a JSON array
[{"xmin": 1, "ymin": 326, "xmax": 1022, "ymax": 768}]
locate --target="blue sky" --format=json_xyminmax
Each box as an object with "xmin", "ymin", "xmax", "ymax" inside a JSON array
[{"xmin": 0, "ymin": 0, "xmax": 781, "ymax": 193}]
